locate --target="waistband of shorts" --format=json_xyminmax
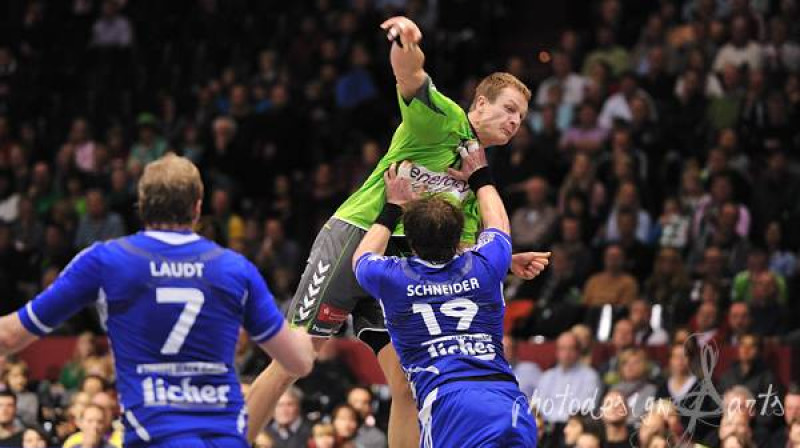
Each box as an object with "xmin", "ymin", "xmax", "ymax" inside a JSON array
[{"xmin": 438, "ymin": 372, "xmax": 518, "ymax": 388}]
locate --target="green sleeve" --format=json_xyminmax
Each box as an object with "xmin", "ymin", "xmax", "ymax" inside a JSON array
[{"xmin": 396, "ymin": 77, "xmax": 467, "ymax": 145}]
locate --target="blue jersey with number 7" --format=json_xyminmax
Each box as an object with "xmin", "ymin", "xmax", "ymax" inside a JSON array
[
  {"xmin": 18, "ymin": 230, "xmax": 284, "ymax": 447},
  {"xmin": 354, "ymin": 228, "xmax": 515, "ymax": 404}
]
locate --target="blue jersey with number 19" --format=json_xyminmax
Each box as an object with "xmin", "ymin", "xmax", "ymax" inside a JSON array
[
  {"xmin": 17, "ymin": 230, "xmax": 284, "ymax": 447},
  {"xmin": 354, "ymin": 228, "xmax": 514, "ymax": 404}
]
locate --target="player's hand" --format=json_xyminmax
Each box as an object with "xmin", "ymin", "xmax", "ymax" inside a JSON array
[
  {"xmin": 380, "ymin": 16, "xmax": 422, "ymax": 51},
  {"xmin": 384, "ymin": 161, "xmax": 417, "ymax": 207},
  {"xmin": 447, "ymin": 141, "xmax": 488, "ymax": 181},
  {"xmin": 510, "ymin": 252, "xmax": 551, "ymax": 280}
]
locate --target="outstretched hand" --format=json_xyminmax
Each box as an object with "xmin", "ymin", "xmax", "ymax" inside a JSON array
[
  {"xmin": 384, "ymin": 161, "xmax": 417, "ymax": 207},
  {"xmin": 447, "ymin": 141, "xmax": 488, "ymax": 182},
  {"xmin": 380, "ymin": 16, "xmax": 423, "ymax": 50},
  {"xmin": 511, "ymin": 252, "xmax": 551, "ymax": 280}
]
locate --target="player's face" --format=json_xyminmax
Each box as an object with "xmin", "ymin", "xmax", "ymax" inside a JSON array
[{"xmin": 476, "ymin": 87, "xmax": 528, "ymax": 146}]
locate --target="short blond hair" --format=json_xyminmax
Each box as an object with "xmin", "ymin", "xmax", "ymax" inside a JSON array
[
  {"xmin": 470, "ymin": 72, "xmax": 531, "ymax": 110},
  {"xmin": 138, "ymin": 153, "xmax": 203, "ymax": 226}
]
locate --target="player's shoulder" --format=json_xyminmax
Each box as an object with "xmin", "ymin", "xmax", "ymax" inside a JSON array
[{"xmin": 469, "ymin": 228, "xmax": 512, "ymax": 252}]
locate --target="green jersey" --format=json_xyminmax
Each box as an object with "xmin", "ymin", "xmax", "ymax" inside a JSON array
[{"xmin": 335, "ymin": 78, "xmax": 481, "ymax": 243}]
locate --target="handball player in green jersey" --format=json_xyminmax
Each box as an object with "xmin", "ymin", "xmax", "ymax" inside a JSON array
[{"xmin": 247, "ymin": 16, "xmax": 551, "ymax": 447}]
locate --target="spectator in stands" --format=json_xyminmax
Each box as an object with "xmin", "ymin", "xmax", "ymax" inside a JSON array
[
  {"xmin": 60, "ymin": 118, "xmax": 97, "ymax": 175},
  {"xmin": 600, "ymin": 319, "xmax": 636, "ymax": 387},
  {"xmin": 70, "ymin": 404, "xmax": 118, "ymax": 448},
  {"xmin": 653, "ymin": 198, "xmax": 691, "ymax": 251},
  {"xmin": 600, "ymin": 389, "xmax": 632, "ymax": 448},
  {"xmin": 91, "ymin": 0, "xmax": 133, "ymax": 48},
  {"xmin": 771, "ymin": 386, "xmax": 800, "ymax": 447},
  {"xmin": 583, "ymin": 26, "xmax": 631, "ymax": 77},
  {"xmin": 717, "ymin": 411, "xmax": 756, "ymax": 448},
  {"xmin": 4, "ymin": 362, "xmax": 37, "ymax": 426},
  {"xmin": 630, "ymin": 299, "xmax": 668, "ymax": 346},
  {"xmin": 764, "ymin": 221, "xmax": 797, "ymax": 278},
  {"xmin": 559, "ymin": 103, "xmax": 608, "ymax": 157},
  {"xmin": 610, "ymin": 208, "xmax": 655, "ymax": 283},
  {"xmin": 599, "ymin": 72, "xmax": 656, "ymax": 129},
  {"xmin": 536, "ymin": 51, "xmax": 588, "ymax": 106},
  {"xmin": 0, "ymin": 390, "xmax": 23, "ymax": 447},
  {"xmin": 510, "ymin": 177, "xmax": 557, "ymax": 251},
  {"xmin": 308, "ymin": 423, "xmax": 334, "ymax": 448},
  {"xmin": 726, "ymin": 302, "xmax": 752, "ymax": 345},
  {"xmin": 331, "ymin": 404, "xmax": 360, "ymax": 447},
  {"xmin": 0, "ymin": 170, "xmax": 19, "ymax": 223},
  {"xmin": 21, "ymin": 427, "xmax": 47, "ymax": 448},
  {"xmin": 346, "ymin": 386, "xmax": 386, "ymax": 448},
  {"xmin": 583, "ymin": 244, "xmax": 639, "ymax": 306},
  {"xmin": 645, "ymin": 247, "xmax": 692, "ymax": 325},
  {"xmin": 208, "ymin": 188, "xmax": 244, "ymax": 247},
  {"xmin": 535, "ymin": 332, "xmax": 601, "ymax": 424},
  {"xmin": 126, "ymin": 114, "xmax": 167, "ymax": 173},
  {"xmin": 732, "ymin": 247, "xmax": 788, "ymax": 303},
  {"xmin": 713, "ymin": 15, "xmax": 764, "ymax": 72},
  {"xmin": 748, "ymin": 272, "xmax": 788, "ymax": 337},
  {"xmin": 719, "ymin": 334, "xmax": 784, "ymax": 420},
  {"xmin": 612, "ymin": 348, "xmax": 658, "ymax": 423},
  {"xmin": 691, "ymin": 300, "xmax": 724, "ymax": 347},
  {"xmin": 294, "ymin": 341, "xmax": 355, "ymax": 417},
  {"xmin": 59, "ymin": 332, "xmax": 95, "ymax": 391},
  {"xmin": 265, "ymin": 387, "xmax": 313, "ymax": 448},
  {"xmin": 502, "ymin": 335, "xmax": 542, "ymax": 398},
  {"xmin": 604, "ymin": 182, "xmax": 653, "ymax": 246},
  {"xmin": 570, "ymin": 324, "xmax": 595, "ymax": 366},
  {"xmin": 554, "ymin": 216, "xmax": 593, "ymax": 283},
  {"xmin": 656, "ymin": 343, "xmax": 698, "ymax": 402},
  {"xmin": 234, "ymin": 328, "xmax": 267, "ymax": 382},
  {"xmin": 73, "ymin": 189, "xmax": 125, "ymax": 249},
  {"xmin": 637, "ymin": 410, "xmax": 669, "ymax": 448}
]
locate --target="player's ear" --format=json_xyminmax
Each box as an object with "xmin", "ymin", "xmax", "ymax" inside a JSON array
[{"xmin": 192, "ymin": 199, "xmax": 202, "ymax": 225}]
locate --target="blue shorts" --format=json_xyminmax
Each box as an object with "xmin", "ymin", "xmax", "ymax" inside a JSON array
[
  {"xmin": 140, "ymin": 435, "xmax": 248, "ymax": 448},
  {"xmin": 419, "ymin": 382, "xmax": 538, "ymax": 448}
]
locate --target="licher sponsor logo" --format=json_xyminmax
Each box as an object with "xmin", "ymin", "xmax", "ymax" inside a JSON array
[
  {"xmin": 141, "ymin": 377, "xmax": 230, "ymax": 407},
  {"xmin": 297, "ymin": 260, "xmax": 331, "ymax": 320},
  {"xmin": 318, "ymin": 303, "xmax": 348, "ymax": 324},
  {"xmin": 407, "ymin": 277, "xmax": 480, "ymax": 297},
  {"xmin": 397, "ymin": 163, "xmax": 470, "ymax": 201},
  {"xmin": 421, "ymin": 333, "xmax": 497, "ymax": 360},
  {"xmin": 149, "ymin": 261, "xmax": 204, "ymax": 278}
]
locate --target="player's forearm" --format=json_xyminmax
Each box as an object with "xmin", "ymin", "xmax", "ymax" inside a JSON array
[
  {"xmin": 0, "ymin": 313, "xmax": 38, "ymax": 355},
  {"xmin": 352, "ymin": 225, "xmax": 392, "ymax": 270},
  {"xmin": 476, "ymin": 186, "xmax": 510, "ymax": 235},
  {"xmin": 391, "ymin": 43, "xmax": 427, "ymax": 100}
]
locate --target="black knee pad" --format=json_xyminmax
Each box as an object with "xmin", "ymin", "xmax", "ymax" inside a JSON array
[{"xmin": 359, "ymin": 329, "xmax": 391, "ymax": 355}]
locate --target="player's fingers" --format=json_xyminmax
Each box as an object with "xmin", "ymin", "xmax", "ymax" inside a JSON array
[
  {"xmin": 380, "ymin": 17, "xmax": 399, "ymax": 29},
  {"xmin": 447, "ymin": 167, "xmax": 464, "ymax": 180},
  {"xmin": 459, "ymin": 145, "xmax": 470, "ymax": 159},
  {"xmin": 529, "ymin": 251, "xmax": 552, "ymax": 258}
]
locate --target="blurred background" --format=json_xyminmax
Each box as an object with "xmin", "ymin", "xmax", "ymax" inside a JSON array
[{"xmin": 1, "ymin": 0, "xmax": 800, "ymax": 447}]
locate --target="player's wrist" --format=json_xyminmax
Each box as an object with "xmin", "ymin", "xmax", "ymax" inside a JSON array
[
  {"xmin": 467, "ymin": 166, "xmax": 495, "ymax": 192},
  {"xmin": 375, "ymin": 202, "xmax": 404, "ymax": 230}
]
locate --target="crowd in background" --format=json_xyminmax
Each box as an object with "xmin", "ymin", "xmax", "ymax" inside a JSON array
[{"xmin": 1, "ymin": 0, "xmax": 800, "ymax": 447}]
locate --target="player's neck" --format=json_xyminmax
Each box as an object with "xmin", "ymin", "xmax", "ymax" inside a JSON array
[{"xmin": 145, "ymin": 224, "xmax": 194, "ymax": 233}]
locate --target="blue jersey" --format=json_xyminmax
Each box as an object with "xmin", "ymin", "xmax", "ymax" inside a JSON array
[
  {"xmin": 18, "ymin": 230, "xmax": 284, "ymax": 447},
  {"xmin": 355, "ymin": 228, "xmax": 514, "ymax": 405}
]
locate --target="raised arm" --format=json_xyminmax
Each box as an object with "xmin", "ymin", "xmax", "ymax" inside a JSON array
[
  {"xmin": 448, "ymin": 144, "xmax": 510, "ymax": 234},
  {"xmin": 381, "ymin": 16, "xmax": 427, "ymax": 100}
]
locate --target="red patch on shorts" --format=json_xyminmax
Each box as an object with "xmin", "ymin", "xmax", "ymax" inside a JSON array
[{"xmin": 318, "ymin": 304, "xmax": 349, "ymax": 323}]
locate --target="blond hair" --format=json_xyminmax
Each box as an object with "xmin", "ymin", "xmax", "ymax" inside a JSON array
[
  {"xmin": 470, "ymin": 72, "xmax": 531, "ymax": 110},
  {"xmin": 138, "ymin": 153, "xmax": 203, "ymax": 226}
]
